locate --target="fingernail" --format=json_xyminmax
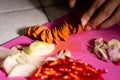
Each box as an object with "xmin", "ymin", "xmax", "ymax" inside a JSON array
[
  {"xmin": 69, "ymin": 0, "xmax": 75, "ymax": 8},
  {"xmin": 81, "ymin": 18, "xmax": 87, "ymax": 27},
  {"xmin": 85, "ymin": 26, "xmax": 92, "ymax": 31}
]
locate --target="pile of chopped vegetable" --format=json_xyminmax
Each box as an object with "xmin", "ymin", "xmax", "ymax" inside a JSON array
[
  {"xmin": 93, "ymin": 38, "xmax": 120, "ymax": 64},
  {"xmin": 30, "ymin": 56, "xmax": 107, "ymax": 80},
  {"xmin": 0, "ymin": 41, "xmax": 55, "ymax": 77},
  {"xmin": 25, "ymin": 21, "xmax": 83, "ymax": 44}
]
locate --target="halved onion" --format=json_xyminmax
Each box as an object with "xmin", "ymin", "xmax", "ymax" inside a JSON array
[{"xmin": 24, "ymin": 41, "xmax": 55, "ymax": 56}]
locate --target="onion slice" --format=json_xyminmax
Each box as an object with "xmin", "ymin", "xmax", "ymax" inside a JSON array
[
  {"xmin": 8, "ymin": 64, "xmax": 36, "ymax": 77},
  {"xmin": 2, "ymin": 56, "xmax": 18, "ymax": 74}
]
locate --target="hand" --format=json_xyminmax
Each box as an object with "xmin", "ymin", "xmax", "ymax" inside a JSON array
[{"xmin": 67, "ymin": 0, "xmax": 120, "ymax": 30}]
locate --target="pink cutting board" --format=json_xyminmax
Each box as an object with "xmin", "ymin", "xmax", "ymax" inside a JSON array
[{"xmin": 1, "ymin": 14, "xmax": 120, "ymax": 80}]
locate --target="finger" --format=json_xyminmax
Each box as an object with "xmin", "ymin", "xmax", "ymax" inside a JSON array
[
  {"xmin": 81, "ymin": 0, "xmax": 106, "ymax": 27},
  {"xmin": 87, "ymin": 0, "xmax": 120, "ymax": 29},
  {"xmin": 98, "ymin": 5, "xmax": 120, "ymax": 29},
  {"xmin": 67, "ymin": 0, "xmax": 76, "ymax": 8}
]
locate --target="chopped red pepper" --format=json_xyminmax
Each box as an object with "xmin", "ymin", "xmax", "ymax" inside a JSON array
[{"xmin": 30, "ymin": 56, "xmax": 107, "ymax": 80}]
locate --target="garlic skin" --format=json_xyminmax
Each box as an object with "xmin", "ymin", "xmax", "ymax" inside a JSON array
[
  {"xmin": 94, "ymin": 38, "xmax": 109, "ymax": 61},
  {"xmin": 93, "ymin": 38, "xmax": 120, "ymax": 63},
  {"xmin": 107, "ymin": 39, "xmax": 120, "ymax": 62}
]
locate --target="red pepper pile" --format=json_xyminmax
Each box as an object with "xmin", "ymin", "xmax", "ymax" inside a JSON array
[{"xmin": 30, "ymin": 56, "xmax": 107, "ymax": 80}]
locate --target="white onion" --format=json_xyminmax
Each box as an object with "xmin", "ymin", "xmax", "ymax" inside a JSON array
[
  {"xmin": 27, "ymin": 55, "xmax": 46, "ymax": 67},
  {"xmin": 24, "ymin": 41, "xmax": 55, "ymax": 56},
  {"xmin": 2, "ymin": 56, "xmax": 18, "ymax": 74},
  {"xmin": 8, "ymin": 64, "xmax": 36, "ymax": 77},
  {"xmin": 0, "ymin": 46, "xmax": 17, "ymax": 60}
]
